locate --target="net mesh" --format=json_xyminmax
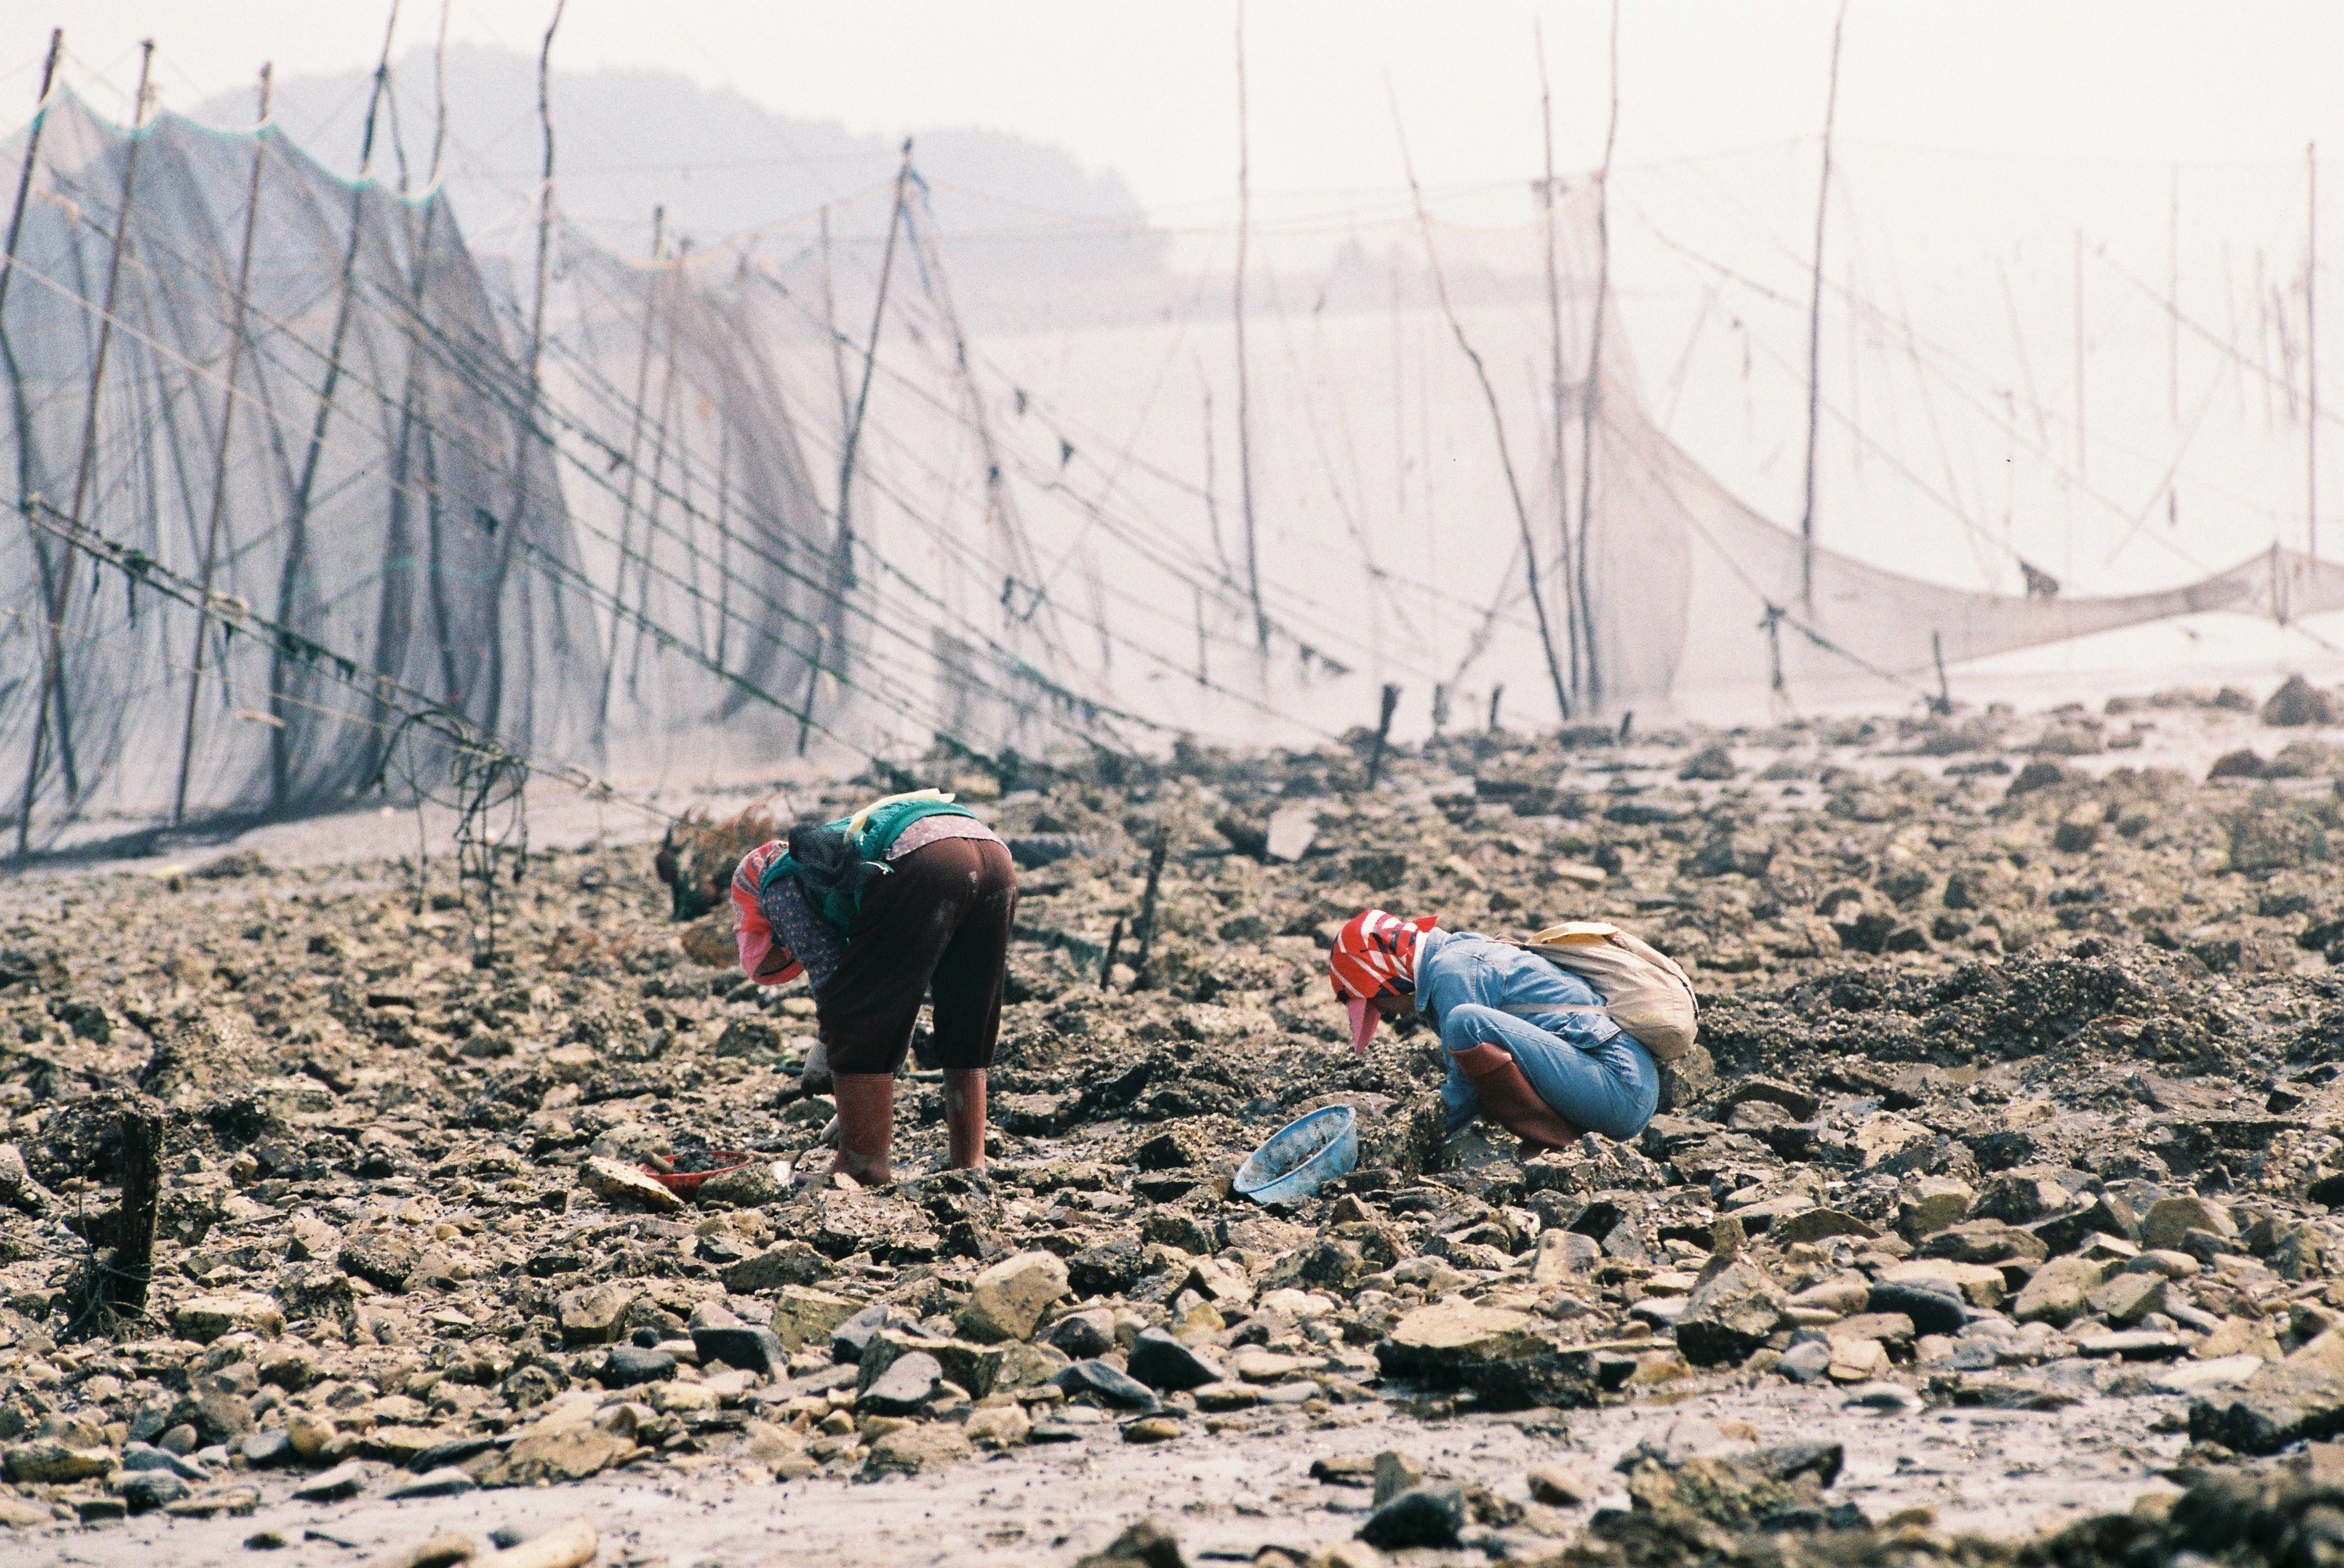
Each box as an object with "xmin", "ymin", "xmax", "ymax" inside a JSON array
[{"xmin": 4, "ymin": 90, "xmax": 2340, "ymax": 846}]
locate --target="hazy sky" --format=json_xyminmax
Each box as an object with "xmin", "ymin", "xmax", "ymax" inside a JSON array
[{"xmin": 14, "ymin": 1, "xmax": 2344, "ymax": 223}]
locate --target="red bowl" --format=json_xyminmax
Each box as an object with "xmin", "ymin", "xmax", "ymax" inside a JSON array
[{"xmin": 639, "ymin": 1149, "xmax": 756, "ymax": 1196}]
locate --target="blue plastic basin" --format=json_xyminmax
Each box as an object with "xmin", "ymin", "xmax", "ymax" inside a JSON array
[{"xmin": 1234, "ymin": 1105, "xmax": 1359, "ymax": 1206}]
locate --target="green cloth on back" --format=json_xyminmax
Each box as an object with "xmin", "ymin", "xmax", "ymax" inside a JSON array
[{"xmin": 758, "ymin": 797, "xmax": 979, "ymax": 936}]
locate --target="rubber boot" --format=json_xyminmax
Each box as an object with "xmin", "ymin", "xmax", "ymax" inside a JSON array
[
  {"xmin": 1450, "ymin": 1041, "xmax": 1580, "ymax": 1151},
  {"xmin": 806, "ymin": 1072, "xmax": 893, "ymax": 1187},
  {"xmin": 944, "ymin": 1068, "xmax": 988, "ymax": 1170}
]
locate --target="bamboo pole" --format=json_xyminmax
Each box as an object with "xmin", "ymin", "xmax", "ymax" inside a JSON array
[
  {"xmin": 478, "ymin": 0, "xmax": 566, "ymax": 735},
  {"xmin": 1391, "ymin": 89, "xmax": 1572, "ymax": 729},
  {"xmin": 1535, "ymin": 21, "xmax": 1582, "ymax": 707},
  {"xmin": 19, "ymin": 39, "xmax": 153, "ymax": 853},
  {"xmin": 269, "ymin": 6, "xmax": 399, "ymax": 806},
  {"xmin": 1798, "ymin": 0, "xmax": 1847, "ymax": 612},
  {"xmin": 0, "ymin": 28, "xmax": 61, "ymax": 325},
  {"xmin": 1, "ymin": 31, "xmax": 64, "ymax": 848},
  {"xmin": 1574, "ymin": 0, "xmax": 1620, "ymax": 706},
  {"xmin": 597, "ymin": 206, "xmax": 667, "ymax": 728},
  {"xmin": 1233, "ymin": 0, "xmax": 1267, "ymax": 653},
  {"xmin": 800, "ymin": 143, "xmax": 912, "ymax": 753},
  {"xmin": 172, "ymin": 64, "xmax": 273, "ymax": 824}
]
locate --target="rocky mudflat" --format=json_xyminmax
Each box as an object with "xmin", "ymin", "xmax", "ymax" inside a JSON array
[{"xmin": 6, "ymin": 680, "xmax": 2344, "ymax": 1566}]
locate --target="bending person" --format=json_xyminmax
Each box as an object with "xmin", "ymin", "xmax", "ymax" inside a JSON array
[
  {"xmin": 1328, "ymin": 909, "xmax": 1658, "ymax": 1149},
  {"xmin": 732, "ymin": 789, "xmax": 1017, "ymax": 1184}
]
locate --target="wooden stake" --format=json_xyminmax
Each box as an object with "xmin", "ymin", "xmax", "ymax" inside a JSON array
[
  {"xmin": 173, "ymin": 62, "xmax": 273, "ymax": 824},
  {"xmin": 101, "ymin": 1102, "xmax": 164, "ymax": 1322},
  {"xmin": 2310, "ymin": 142, "xmax": 2320, "ymax": 562},
  {"xmin": 1798, "ymin": 0, "xmax": 1847, "ymax": 612}
]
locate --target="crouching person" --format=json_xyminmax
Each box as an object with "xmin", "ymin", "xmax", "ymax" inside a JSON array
[
  {"xmin": 1327, "ymin": 909, "xmax": 1681, "ymax": 1150},
  {"xmin": 731, "ymin": 789, "xmax": 1017, "ymax": 1184}
]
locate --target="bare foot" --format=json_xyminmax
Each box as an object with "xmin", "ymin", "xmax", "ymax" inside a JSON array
[{"xmin": 797, "ymin": 1148, "xmax": 891, "ymax": 1188}]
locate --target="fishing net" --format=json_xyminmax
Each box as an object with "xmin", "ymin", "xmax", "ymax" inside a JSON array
[
  {"xmin": 8, "ymin": 85, "xmax": 2342, "ymax": 849},
  {"xmin": 0, "ymin": 91, "xmax": 597, "ymax": 841}
]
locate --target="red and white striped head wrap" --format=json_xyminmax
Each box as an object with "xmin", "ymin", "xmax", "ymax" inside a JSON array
[{"xmin": 1328, "ymin": 909, "xmax": 1436, "ymax": 1055}]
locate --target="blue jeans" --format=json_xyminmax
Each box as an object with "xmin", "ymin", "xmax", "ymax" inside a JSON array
[{"xmin": 1439, "ymin": 1004, "xmax": 1661, "ymax": 1143}]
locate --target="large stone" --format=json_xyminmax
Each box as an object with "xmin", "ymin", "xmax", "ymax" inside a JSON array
[
  {"xmin": 1772, "ymin": 1209, "xmax": 1877, "ymax": 1246},
  {"xmin": 1969, "ymin": 1173, "xmax": 2072, "ymax": 1225},
  {"xmin": 290, "ymin": 1460, "xmax": 369, "ymax": 1502},
  {"xmin": 1067, "ymin": 1238, "xmax": 1145, "ymax": 1298},
  {"xmin": 859, "ymin": 1329, "xmax": 1006, "ymax": 1400},
  {"xmin": 2086, "ymin": 1270, "xmax": 2169, "ymax": 1326},
  {"xmin": 1075, "ymin": 1520, "xmax": 1188, "ymax": 1568},
  {"xmin": 696, "ymin": 1160, "xmax": 787, "ymax": 1207},
  {"xmin": 957, "ymin": 1251, "xmax": 1071, "ymax": 1343},
  {"xmin": 770, "ymin": 1286, "xmax": 860, "ymax": 1350},
  {"xmin": 831, "ymin": 1303, "xmax": 918, "ymax": 1363},
  {"xmin": 1357, "ymin": 1486, "xmax": 1466, "ymax": 1549},
  {"xmin": 862, "ymin": 1422, "xmax": 973, "ymax": 1477},
  {"xmin": 580, "ymin": 1155, "xmax": 686, "ymax": 1213},
  {"xmin": 1917, "ymin": 1219, "xmax": 2049, "ymax": 1266},
  {"xmin": 2190, "ymin": 1363, "xmax": 2344, "ymax": 1455},
  {"xmin": 2142, "ymin": 1196, "xmax": 2237, "ymax": 1253},
  {"xmin": 858, "ymin": 1351, "xmax": 944, "ymax": 1414},
  {"xmin": 1897, "ymin": 1177, "xmax": 1975, "ymax": 1240},
  {"xmin": 338, "ymin": 1229, "xmax": 421, "ymax": 1292},
  {"xmin": 4, "ymin": 1440, "xmax": 117, "ymax": 1484},
  {"xmin": 1127, "ymin": 1328, "xmax": 1222, "ymax": 1392},
  {"xmin": 1865, "ymin": 1281, "xmax": 1968, "ymax": 1337},
  {"xmin": 1374, "ymin": 1300, "xmax": 1591, "ymax": 1409},
  {"xmin": 171, "ymin": 1293, "xmax": 283, "ymax": 1344},
  {"xmin": 2013, "ymin": 1255, "xmax": 2117, "ymax": 1327},
  {"xmin": 1673, "ymin": 1255, "xmax": 1787, "ymax": 1367},
  {"xmin": 479, "ymin": 1426, "xmax": 633, "ymax": 1486},
  {"xmin": 1055, "ymin": 1359, "xmax": 1159, "ymax": 1409},
  {"xmin": 720, "ymin": 1242, "xmax": 829, "ymax": 1294},
  {"xmin": 1530, "ymin": 1229, "xmax": 1602, "ymax": 1284},
  {"xmin": 1879, "ymin": 1258, "xmax": 2005, "ymax": 1307},
  {"xmin": 1623, "ymin": 1443, "xmax": 1845, "ymax": 1531},
  {"xmin": 691, "ymin": 1325, "xmax": 787, "ymax": 1381},
  {"xmin": 1048, "ymin": 1309, "xmax": 1119, "ymax": 1360},
  {"xmin": 557, "ymin": 1282, "xmax": 636, "ymax": 1347},
  {"xmin": 2263, "ymin": 674, "xmax": 2339, "ymax": 727},
  {"xmin": 965, "ymin": 1403, "xmax": 1032, "ymax": 1450},
  {"xmin": 117, "ymin": 1471, "xmax": 189, "ymax": 1514},
  {"xmin": 599, "ymin": 1345, "xmax": 676, "ymax": 1388}
]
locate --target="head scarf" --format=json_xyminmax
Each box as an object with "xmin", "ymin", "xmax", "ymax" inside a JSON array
[
  {"xmin": 1328, "ymin": 909, "xmax": 1436, "ymax": 1054},
  {"xmin": 730, "ymin": 842, "xmax": 804, "ymax": 986}
]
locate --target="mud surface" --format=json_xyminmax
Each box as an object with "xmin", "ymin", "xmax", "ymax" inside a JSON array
[{"xmin": 5, "ymin": 681, "xmax": 2344, "ymax": 1566}]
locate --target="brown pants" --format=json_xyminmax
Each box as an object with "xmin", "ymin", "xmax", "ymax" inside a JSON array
[{"xmin": 818, "ymin": 835, "xmax": 1017, "ymax": 1076}]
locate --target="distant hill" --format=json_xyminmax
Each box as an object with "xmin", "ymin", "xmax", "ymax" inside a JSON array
[{"xmin": 191, "ymin": 44, "xmax": 1168, "ymax": 318}]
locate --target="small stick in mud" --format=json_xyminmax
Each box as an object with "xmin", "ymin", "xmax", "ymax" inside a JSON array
[
  {"xmin": 1098, "ymin": 916, "xmax": 1125, "ymax": 988},
  {"xmin": 1128, "ymin": 827, "xmax": 1171, "ymax": 991},
  {"xmin": 1365, "ymin": 682, "xmax": 1401, "ymax": 790}
]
